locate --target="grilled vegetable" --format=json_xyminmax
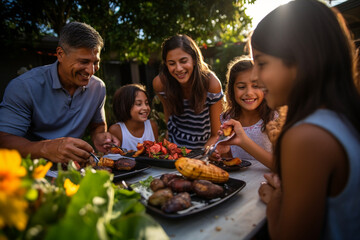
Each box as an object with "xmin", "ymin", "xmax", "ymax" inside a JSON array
[
  {"xmin": 132, "ymin": 143, "xmax": 145, "ymax": 157},
  {"xmin": 223, "ymin": 157, "xmax": 242, "ymax": 166},
  {"xmin": 161, "ymin": 192, "xmax": 192, "ymax": 213},
  {"xmin": 175, "ymin": 158, "xmax": 229, "ymax": 183},
  {"xmin": 192, "ymin": 180, "xmax": 224, "ymax": 199},
  {"xmin": 168, "ymin": 178, "xmax": 193, "ymax": 193},
  {"xmin": 160, "ymin": 173, "xmax": 183, "ymax": 186},
  {"xmin": 223, "ymin": 126, "xmax": 234, "ymax": 136},
  {"xmin": 148, "ymin": 188, "xmax": 173, "ymax": 207},
  {"xmin": 150, "ymin": 179, "xmax": 166, "ymax": 192}
]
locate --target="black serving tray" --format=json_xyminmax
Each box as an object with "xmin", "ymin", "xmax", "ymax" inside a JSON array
[
  {"xmin": 134, "ymin": 177, "xmax": 246, "ymax": 218},
  {"xmin": 130, "ymin": 149, "xmax": 204, "ymax": 169},
  {"xmin": 112, "ymin": 161, "xmax": 150, "ymax": 180},
  {"xmin": 211, "ymin": 159, "xmax": 252, "ymax": 172}
]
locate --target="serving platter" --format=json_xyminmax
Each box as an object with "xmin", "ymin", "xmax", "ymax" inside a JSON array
[
  {"xmin": 132, "ymin": 176, "xmax": 246, "ymax": 218},
  {"xmin": 129, "ymin": 149, "xmax": 204, "ymax": 168},
  {"xmin": 111, "ymin": 161, "xmax": 150, "ymax": 180}
]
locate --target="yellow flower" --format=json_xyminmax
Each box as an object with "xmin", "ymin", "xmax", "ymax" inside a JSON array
[
  {"xmin": 32, "ymin": 162, "xmax": 52, "ymax": 179},
  {"xmin": 0, "ymin": 191, "xmax": 28, "ymax": 231},
  {"xmin": 64, "ymin": 179, "xmax": 79, "ymax": 197},
  {"xmin": 0, "ymin": 149, "xmax": 26, "ymax": 194}
]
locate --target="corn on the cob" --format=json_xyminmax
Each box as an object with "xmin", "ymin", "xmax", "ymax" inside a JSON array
[{"xmin": 175, "ymin": 157, "xmax": 229, "ymax": 183}]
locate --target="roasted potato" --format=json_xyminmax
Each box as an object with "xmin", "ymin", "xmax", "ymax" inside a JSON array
[
  {"xmin": 192, "ymin": 180, "xmax": 224, "ymax": 199},
  {"xmin": 148, "ymin": 188, "xmax": 173, "ymax": 207},
  {"xmin": 150, "ymin": 179, "xmax": 166, "ymax": 192},
  {"xmin": 162, "ymin": 192, "xmax": 192, "ymax": 213}
]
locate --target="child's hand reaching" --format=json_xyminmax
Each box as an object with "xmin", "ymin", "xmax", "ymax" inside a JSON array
[{"xmin": 219, "ymin": 119, "xmax": 248, "ymax": 147}]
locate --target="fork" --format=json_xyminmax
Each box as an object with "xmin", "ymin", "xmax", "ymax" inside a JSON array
[
  {"xmin": 89, "ymin": 152, "xmax": 100, "ymax": 165},
  {"xmin": 201, "ymin": 131, "xmax": 235, "ymax": 163}
]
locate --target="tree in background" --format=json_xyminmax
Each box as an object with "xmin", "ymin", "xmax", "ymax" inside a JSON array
[
  {"xmin": 0, "ymin": 0, "xmax": 255, "ymax": 142},
  {"xmin": 1, "ymin": 0, "xmax": 254, "ymax": 62}
]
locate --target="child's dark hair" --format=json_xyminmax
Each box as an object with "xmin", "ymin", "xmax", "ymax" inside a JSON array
[
  {"xmin": 112, "ymin": 84, "xmax": 150, "ymax": 122},
  {"xmin": 251, "ymin": 0, "xmax": 360, "ymax": 176},
  {"xmin": 159, "ymin": 34, "xmax": 211, "ymax": 115},
  {"xmin": 223, "ymin": 56, "xmax": 274, "ymax": 131}
]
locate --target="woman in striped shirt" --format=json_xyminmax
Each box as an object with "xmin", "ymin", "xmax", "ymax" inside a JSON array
[{"xmin": 153, "ymin": 34, "xmax": 223, "ymax": 149}]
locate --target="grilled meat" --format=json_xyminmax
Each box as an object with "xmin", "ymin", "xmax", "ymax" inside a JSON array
[
  {"xmin": 168, "ymin": 178, "xmax": 193, "ymax": 193},
  {"xmin": 162, "ymin": 192, "xmax": 192, "ymax": 213},
  {"xmin": 114, "ymin": 158, "xmax": 136, "ymax": 171},
  {"xmin": 150, "ymin": 179, "xmax": 166, "ymax": 192},
  {"xmin": 110, "ymin": 147, "xmax": 125, "ymax": 155},
  {"xmin": 148, "ymin": 188, "xmax": 173, "ymax": 207},
  {"xmin": 192, "ymin": 180, "xmax": 224, "ymax": 199},
  {"xmin": 98, "ymin": 157, "xmax": 114, "ymax": 168},
  {"xmin": 160, "ymin": 173, "xmax": 183, "ymax": 186}
]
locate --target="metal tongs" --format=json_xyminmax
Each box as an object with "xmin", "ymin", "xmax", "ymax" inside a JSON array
[
  {"xmin": 110, "ymin": 143, "xmax": 128, "ymax": 153},
  {"xmin": 89, "ymin": 152, "xmax": 100, "ymax": 165},
  {"xmin": 122, "ymin": 180, "xmax": 133, "ymax": 190},
  {"xmin": 201, "ymin": 131, "xmax": 235, "ymax": 164}
]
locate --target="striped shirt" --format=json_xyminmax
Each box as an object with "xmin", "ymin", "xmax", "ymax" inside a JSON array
[{"xmin": 160, "ymin": 91, "xmax": 223, "ymax": 149}]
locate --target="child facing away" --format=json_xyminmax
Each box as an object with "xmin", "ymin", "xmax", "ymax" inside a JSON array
[
  {"xmin": 108, "ymin": 84, "xmax": 158, "ymax": 151},
  {"xmin": 222, "ymin": 0, "xmax": 360, "ymax": 239},
  {"xmin": 152, "ymin": 34, "xmax": 223, "ymax": 150},
  {"xmin": 219, "ymin": 56, "xmax": 277, "ymax": 170}
]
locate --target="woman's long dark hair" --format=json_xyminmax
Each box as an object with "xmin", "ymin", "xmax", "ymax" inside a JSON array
[
  {"xmin": 223, "ymin": 56, "xmax": 274, "ymax": 131},
  {"xmin": 159, "ymin": 34, "xmax": 211, "ymax": 115},
  {"xmin": 251, "ymin": 0, "xmax": 360, "ymax": 176}
]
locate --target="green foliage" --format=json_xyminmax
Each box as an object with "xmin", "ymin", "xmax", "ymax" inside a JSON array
[
  {"xmin": 1, "ymin": 0, "xmax": 255, "ymax": 63},
  {"xmin": 208, "ymin": 42, "xmax": 248, "ymax": 85},
  {"xmin": 45, "ymin": 169, "xmax": 168, "ymax": 240},
  {"xmin": 6, "ymin": 158, "xmax": 169, "ymax": 240},
  {"xmin": 136, "ymin": 176, "xmax": 154, "ymax": 189}
]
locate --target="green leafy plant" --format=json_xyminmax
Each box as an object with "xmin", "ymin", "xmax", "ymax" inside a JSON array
[{"xmin": 0, "ymin": 149, "xmax": 168, "ymax": 240}]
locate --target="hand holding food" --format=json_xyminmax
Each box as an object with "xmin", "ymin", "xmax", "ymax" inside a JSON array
[
  {"xmin": 218, "ymin": 119, "xmax": 248, "ymax": 147},
  {"xmin": 222, "ymin": 125, "xmax": 234, "ymax": 136}
]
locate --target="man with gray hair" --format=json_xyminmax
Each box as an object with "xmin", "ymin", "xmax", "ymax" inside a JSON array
[{"xmin": 0, "ymin": 22, "xmax": 119, "ymax": 164}]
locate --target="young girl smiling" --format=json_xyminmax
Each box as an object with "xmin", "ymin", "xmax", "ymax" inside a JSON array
[
  {"xmin": 220, "ymin": 56, "xmax": 275, "ymax": 169},
  {"xmin": 109, "ymin": 84, "xmax": 158, "ymax": 151},
  {"xmin": 223, "ymin": 0, "xmax": 360, "ymax": 238}
]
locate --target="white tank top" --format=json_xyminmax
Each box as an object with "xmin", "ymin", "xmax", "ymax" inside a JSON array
[{"xmin": 117, "ymin": 120, "xmax": 155, "ymax": 151}]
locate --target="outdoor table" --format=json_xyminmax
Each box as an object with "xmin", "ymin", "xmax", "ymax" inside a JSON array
[{"xmin": 123, "ymin": 159, "xmax": 270, "ymax": 240}]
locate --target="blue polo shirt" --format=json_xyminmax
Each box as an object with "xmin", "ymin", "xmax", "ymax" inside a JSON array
[{"xmin": 0, "ymin": 61, "xmax": 106, "ymax": 141}]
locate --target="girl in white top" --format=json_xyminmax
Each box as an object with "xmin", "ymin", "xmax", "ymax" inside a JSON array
[
  {"xmin": 219, "ymin": 56, "xmax": 277, "ymax": 170},
  {"xmin": 109, "ymin": 84, "xmax": 158, "ymax": 151}
]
